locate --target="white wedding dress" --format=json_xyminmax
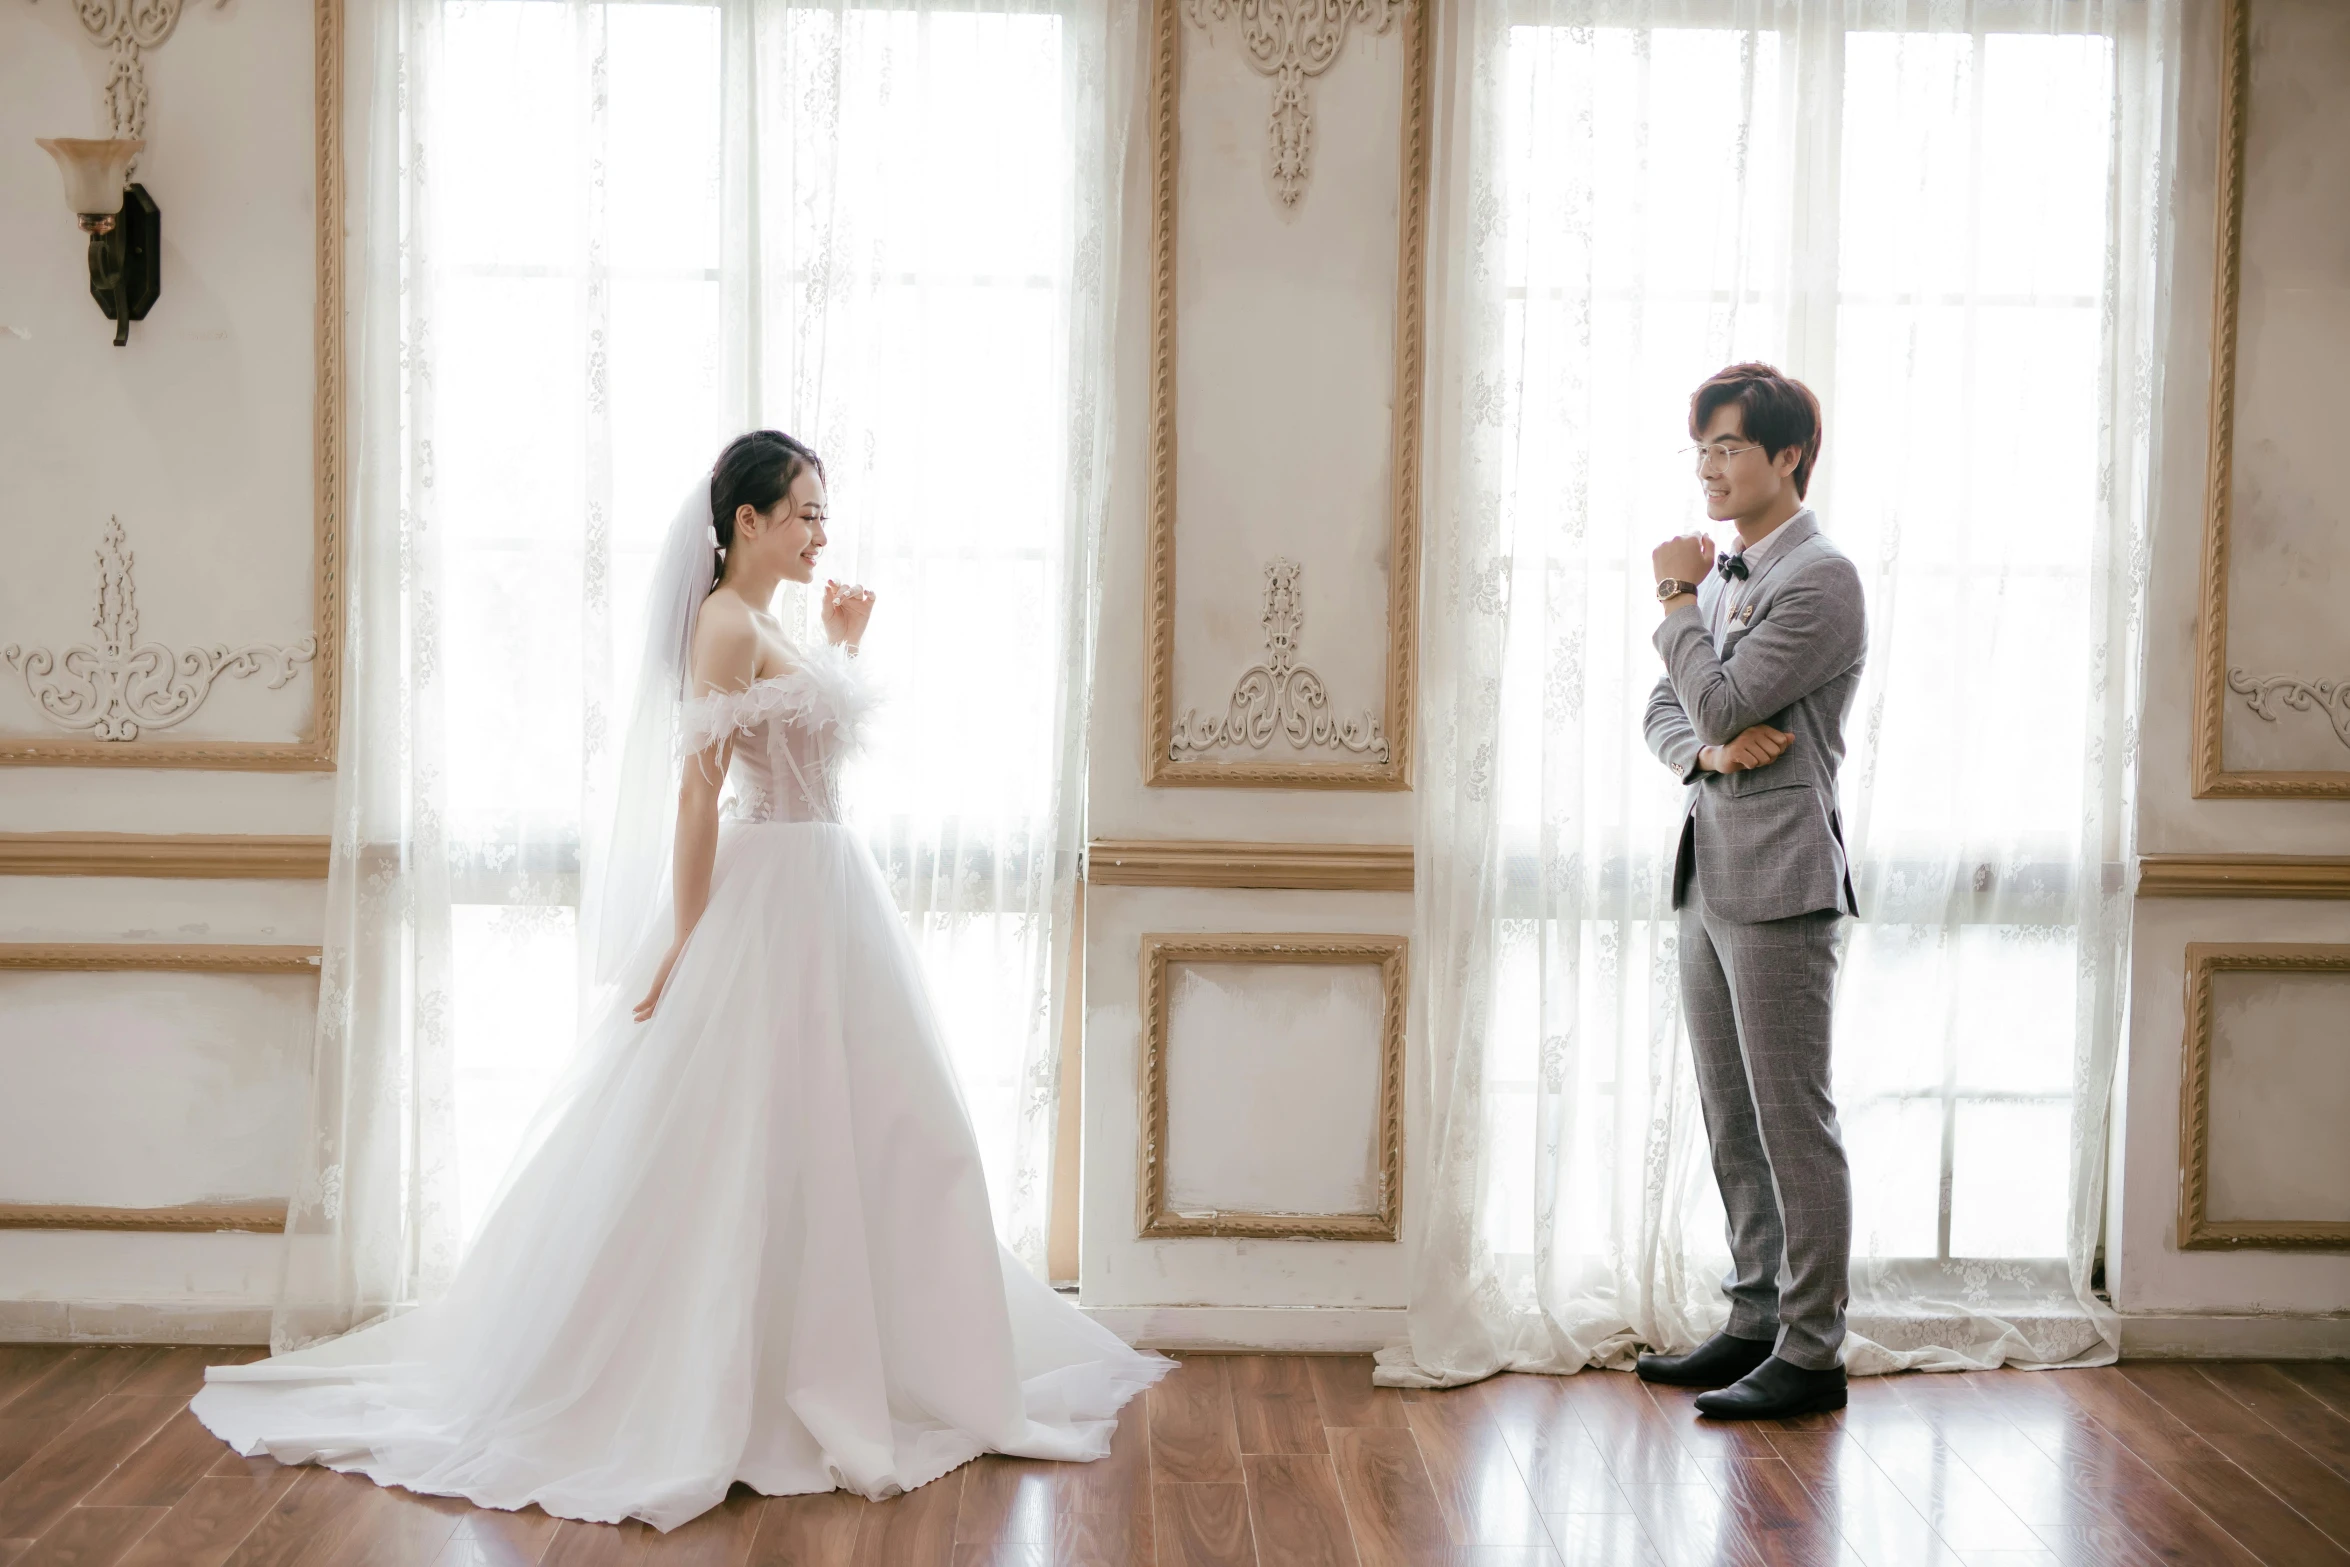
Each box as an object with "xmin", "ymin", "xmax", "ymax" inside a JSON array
[{"xmin": 192, "ymin": 641, "xmax": 1173, "ymax": 1532}]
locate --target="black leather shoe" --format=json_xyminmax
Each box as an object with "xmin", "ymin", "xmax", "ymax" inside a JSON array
[
  {"xmin": 1634, "ymin": 1330, "xmax": 1776, "ymax": 1389},
  {"xmin": 1692, "ymin": 1356, "xmax": 1847, "ymax": 1420}
]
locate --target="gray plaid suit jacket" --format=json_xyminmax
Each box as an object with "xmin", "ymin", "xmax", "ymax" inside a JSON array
[{"xmin": 1643, "ymin": 511, "xmax": 1866, "ymax": 923}]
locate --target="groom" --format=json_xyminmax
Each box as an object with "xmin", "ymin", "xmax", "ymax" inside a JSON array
[{"xmin": 1637, "ymin": 363, "xmax": 1864, "ymax": 1420}]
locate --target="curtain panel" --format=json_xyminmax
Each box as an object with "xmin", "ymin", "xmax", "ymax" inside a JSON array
[
  {"xmin": 278, "ymin": 0, "xmax": 1138, "ymax": 1350},
  {"xmin": 1384, "ymin": 0, "xmax": 2179, "ymax": 1386}
]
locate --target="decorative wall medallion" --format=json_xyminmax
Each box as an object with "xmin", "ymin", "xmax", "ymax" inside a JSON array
[
  {"xmin": 4, "ymin": 517, "xmax": 316, "ymax": 742},
  {"xmin": 1183, "ymin": 0, "xmax": 1404, "ymax": 208},
  {"xmin": 2229, "ymin": 668, "xmax": 2350, "ymax": 752},
  {"xmin": 1171, "ymin": 558, "xmax": 1388, "ymax": 762},
  {"xmin": 33, "ymin": 0, "xmax": 225, "ymax": 150}
]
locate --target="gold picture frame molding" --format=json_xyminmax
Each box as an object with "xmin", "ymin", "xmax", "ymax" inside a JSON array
[
  {"xmin": 0, "ymin": 833, "xmax": 331, "ymax": 879},
  {"xmin": 1141, "ymin": 0, "xmax": 1429, "ymax": 790},
  {"xmin": 2138, "ymin": 853, "xmax": 2350, "ymax": 900},
  {"xmin": 0, "ymin": 0, "xmax": 344, "ymax": 772},
  {"xmin": 2176, "ymin": 941, "xmax": 2350, "ymax": 1251},
  {"xmin": 0, "ymin": 942, "xmax": 320, "ymax": 1234},
  {"xmin": 2190, "ymin": 0, "xmax": 2349, "ymax": 799},
  {"xmin": 1088, "ymin": 838, "xmax": 1412, "ymax": 892},
  {"xmin": 1137, "ymin": 933, "xmax": 1406, "ymax": 1241}
]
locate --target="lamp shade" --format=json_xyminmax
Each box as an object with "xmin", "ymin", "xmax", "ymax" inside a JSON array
[{"xmin": 35, "ymin": 137, "xmax": 142, "ymax": 217}]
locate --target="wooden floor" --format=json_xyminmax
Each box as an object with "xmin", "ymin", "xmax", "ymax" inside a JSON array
[{"xmin": 1, "ymin": 1347, "xmax": 2348, "ymax": 1566}]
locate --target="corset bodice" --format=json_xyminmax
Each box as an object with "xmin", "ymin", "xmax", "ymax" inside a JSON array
[{"xmin": 679, "ymin": 643, "xmax": 875, "ymax": 826}]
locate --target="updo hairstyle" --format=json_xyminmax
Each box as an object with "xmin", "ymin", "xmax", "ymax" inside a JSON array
[{"xmin": 707, "ymin": 430, "xmax": 824, "ymax": 588}]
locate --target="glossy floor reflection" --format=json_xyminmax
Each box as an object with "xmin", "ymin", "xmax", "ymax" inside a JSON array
[{"xmin": 0, "ymin": 1346, "xmax": 2345, "ymax": 1564}]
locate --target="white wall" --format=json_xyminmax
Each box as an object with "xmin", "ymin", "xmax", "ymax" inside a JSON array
[
  {"xmin": 0, "ymin": 0, "xmax": 331, "ymax": 1336},
  {"xmin": 1080, "ymin": 8, "xmax": 1417, "ymax": 1346},
  {"xmin": 2108, "ymin": 0, "xmax": 2350, "ymax": 1329}
]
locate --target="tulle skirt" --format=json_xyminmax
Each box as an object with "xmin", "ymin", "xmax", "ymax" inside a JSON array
[{"xmin": 192, "ymin": 820, "xmax": 1174, "ymax": 1532}]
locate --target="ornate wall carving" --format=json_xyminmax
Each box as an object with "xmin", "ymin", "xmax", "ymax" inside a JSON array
[
  {"xmin": 1182, "ymin": 0, "xmax": 1403, "ymax": 209},
  {"xmin": 4, "ymin": 518, "xmax": 316, "ymax": 742}
]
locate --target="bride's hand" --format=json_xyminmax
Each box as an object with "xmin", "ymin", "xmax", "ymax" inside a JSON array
[
  {"xmin": 821, "ymin": 580, "xmax": 876, "ymax": 649},
  {"xmin": 633, "ymin": 942, "xmax": 685, "ymax": 1023}
]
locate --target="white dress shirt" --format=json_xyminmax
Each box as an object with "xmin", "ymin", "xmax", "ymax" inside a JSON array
[{"xmin": 1710, "ymin": 507, "xmax": 1812, "ymax": 652}]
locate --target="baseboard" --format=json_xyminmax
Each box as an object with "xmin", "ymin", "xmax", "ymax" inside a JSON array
[
  {"xmin": 0, "ymin": 1300, "xmax": 272, "ymax": 1344},
  {"xmin": 2119, "ymin": 1311, "xmax": 2350, "ymax": 1360},
  {"xmin": 1082, "ymin": 1304, "xmax": 1405, "ymax": 1353}
]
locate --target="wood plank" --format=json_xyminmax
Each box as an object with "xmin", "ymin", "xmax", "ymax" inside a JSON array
[
  {"xmin": 429, "ymin": 1506, "xmax": 565, "ymax": 1567},
  {"xmin": 1537, "ymin": 1512, "xmax": 1649, "ymax": 1565},
  {"xmin": 1303, "ymin": 1359, "xmax": 1407, "ymax": 1431},
  {"xmin": 8, "ymin": 1504, "xmax": 165, "ymax": 1567},
  {"xmin": 1056, "ymin": 1397, "xmax": 1153, "ymax": 1516},
  {"xmin": 307, "ymin": 1483, "xmax": 469, "ymax": 1567},
  {"xmin": 1614, "ymin": 1482, "xmax": 1746, "ymax": 1567},
  {"xmin": 83, "ymin": 1407, "xmax": 231, "ymax": 1509},
  {"xmin": 1556, "ymin": 1373, "xmax": 1718, "ymax": 1488},
  {"xmin": 2157, "ymin": 1455, "xmax": 2350, "ymax": 1566},
  {"xmin": 1054, "ymin": 1499, "xmax": 1154, "ymax": 1567},
  {"xmin": 1402, "ymin": 1392, "xmax": 1550, "ymax": 1549},
  {"xmin": 1327, "ymin": 1427, "xmax": 1450, "ymax": 1567},
  {"xmin": 0, "ymin": 1354, "xmax": 156, "ymax": 1429},
  {"xmin": 1764, "ymin": 1429, "xmax": 1963, "ymax": 1567},
  {"xmin": 538, "ymin": 1518, "xmax": 651, "ymax": 1567},
  {"xmin": 2204, "ymin": 1364, "xmax": 2350, "ymax": 1481},
  {"xmin": 2283, "ymin": 1363, "xmax": 2350, "ymax": 1422},
  {"xmin": 114, "ymin": 1469, "xmax": 303, "ymax": 1567},
  {"xmin": 744, "ymin": 1490, "xmax": 862, "ymax": 1567},
  {"xmin": 1470, "ymin": 1375, "xmax": 1632, "ymax": 1516},
  {"xmin": 2052, "ymin": 1367, "xmax": 2349, "ymax": 1564},
  {"xmin": 1713, "ymin": 1456, "xmax": 1842, "ymax": 1567},
  {"xmin": 0, "ymin": 1355, "xmax": 73, "ymax": 1417},
  {"xmin": 2002, "ymin": 1415, "xmax": 2264, "ymax": 1567},
  {"xmin": 1148, "ymin": 1359, "xmax": 1244, "ymax": 1484},
  {"xmin": 0, "ymin": 1397, "xmax": 183, "ymax": 1542},
  {"xmin": 1227, "ymin": 1357, "xmax": 1327, "ymax": 1456},
  {"xmin": 1834, "ymin": 1386, "xmax": 2046, "ymax": 1554},
  {"xmin": 952, "ymin": 1459, "xmax": 1058, "ymax": 1545},
  {"xmin": 0, "ymin": 1424, "xmax": 51, "ymax": 1491},
  {"xmin": 2198, "ymin": 1431, "xmax": 2350, "ymax": 1552},
  {"xmin": 1152, "ymin": 1483, "xmax": 1252, "ymax": 1567},
  {"xmin": 218, "ymin": 1466, "xmax": 386, "ymax": 1567},
  {"xmin": 849, "ymin": 1468, "xmax": 962, "ymax": 1567},
  {"xmin": 947, "ymin": 1547, "xmax": 1048, "ymax": 1567},
  {"xmin": 110, "ymin": 1350, "xmax": 222, "ymax": 1402},
  {"xmin": 1240, "ymin": 1453, "xmax": 1357, "ymax": 1567}
]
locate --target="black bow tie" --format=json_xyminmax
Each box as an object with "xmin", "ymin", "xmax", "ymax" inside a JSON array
[{"xmin": 1718, "ymin": 553, "xmax": 1749, "ymax": 581}]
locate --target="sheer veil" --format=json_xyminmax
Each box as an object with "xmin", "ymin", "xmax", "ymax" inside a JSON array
[{"xmin": 586, "ymin": 477, "xmax": 717, "ymax": 991}]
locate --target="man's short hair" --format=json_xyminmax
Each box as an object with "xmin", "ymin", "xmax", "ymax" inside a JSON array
[{"xmin": 1690, "ymin": 363, "xmax": 1823, "ymax": 499}]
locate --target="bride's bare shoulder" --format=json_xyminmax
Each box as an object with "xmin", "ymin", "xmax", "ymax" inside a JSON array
[{"xmin": 689, "ymin": 591, "xmax": 761, "ymax": 698}]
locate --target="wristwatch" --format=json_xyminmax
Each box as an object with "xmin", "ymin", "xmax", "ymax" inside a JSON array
[{"xmin": 1655, "ymin": 578, "xmax": 1702, "ymax": 603}]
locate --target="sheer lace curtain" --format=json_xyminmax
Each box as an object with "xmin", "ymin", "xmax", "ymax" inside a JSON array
[
  {"xmin": 279, "ymin": 0, "xmax": 1134, "ymax": 1349},
  {"xmin": 1380, "ymin": 0, "xmax": 2176, "ymax": 1386}
]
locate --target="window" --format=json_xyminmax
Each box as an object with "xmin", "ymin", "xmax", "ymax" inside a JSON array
[
  {"xmin": 425, "ymin": 1, "xmax": 1078, "ymax": 1244},
  {"xmin": 1488, "ymin": 13, "xmax": 2126, "ymax": 1274}
]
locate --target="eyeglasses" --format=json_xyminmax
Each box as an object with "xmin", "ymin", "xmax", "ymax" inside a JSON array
[{"xmin": 1681, "ymin": 440, "xmax": 1762, "ymax": 472}]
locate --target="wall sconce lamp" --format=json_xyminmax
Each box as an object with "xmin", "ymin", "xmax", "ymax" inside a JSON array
[{"xmin": 35, "ymin": 138, "xmax": 160, "ymax": 348}]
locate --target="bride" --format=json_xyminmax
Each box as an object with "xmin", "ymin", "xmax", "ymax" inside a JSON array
[{"xmin": 191, "ymin": 430, "xmax": 1175, "ymax": 1532}]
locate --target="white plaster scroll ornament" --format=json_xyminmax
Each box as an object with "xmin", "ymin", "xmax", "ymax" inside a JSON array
[
  {"xmin": 28, "ymin": 0, "xmax": 226, "ymax": 163},
  {"xmin": 3, "ymin": 516, "xmax": 317, "ymax": 741},
  {"xmin": 2230, "ymin": 668, "xmax": 2350, "ymax": 752},
  {"xmin": 1183, "ymin": 0, "xmax": 1404, "ymax": 209},
  {"xmin": 1171, "ymin": 557, "xmax": 1388, "ymax": 762}
]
